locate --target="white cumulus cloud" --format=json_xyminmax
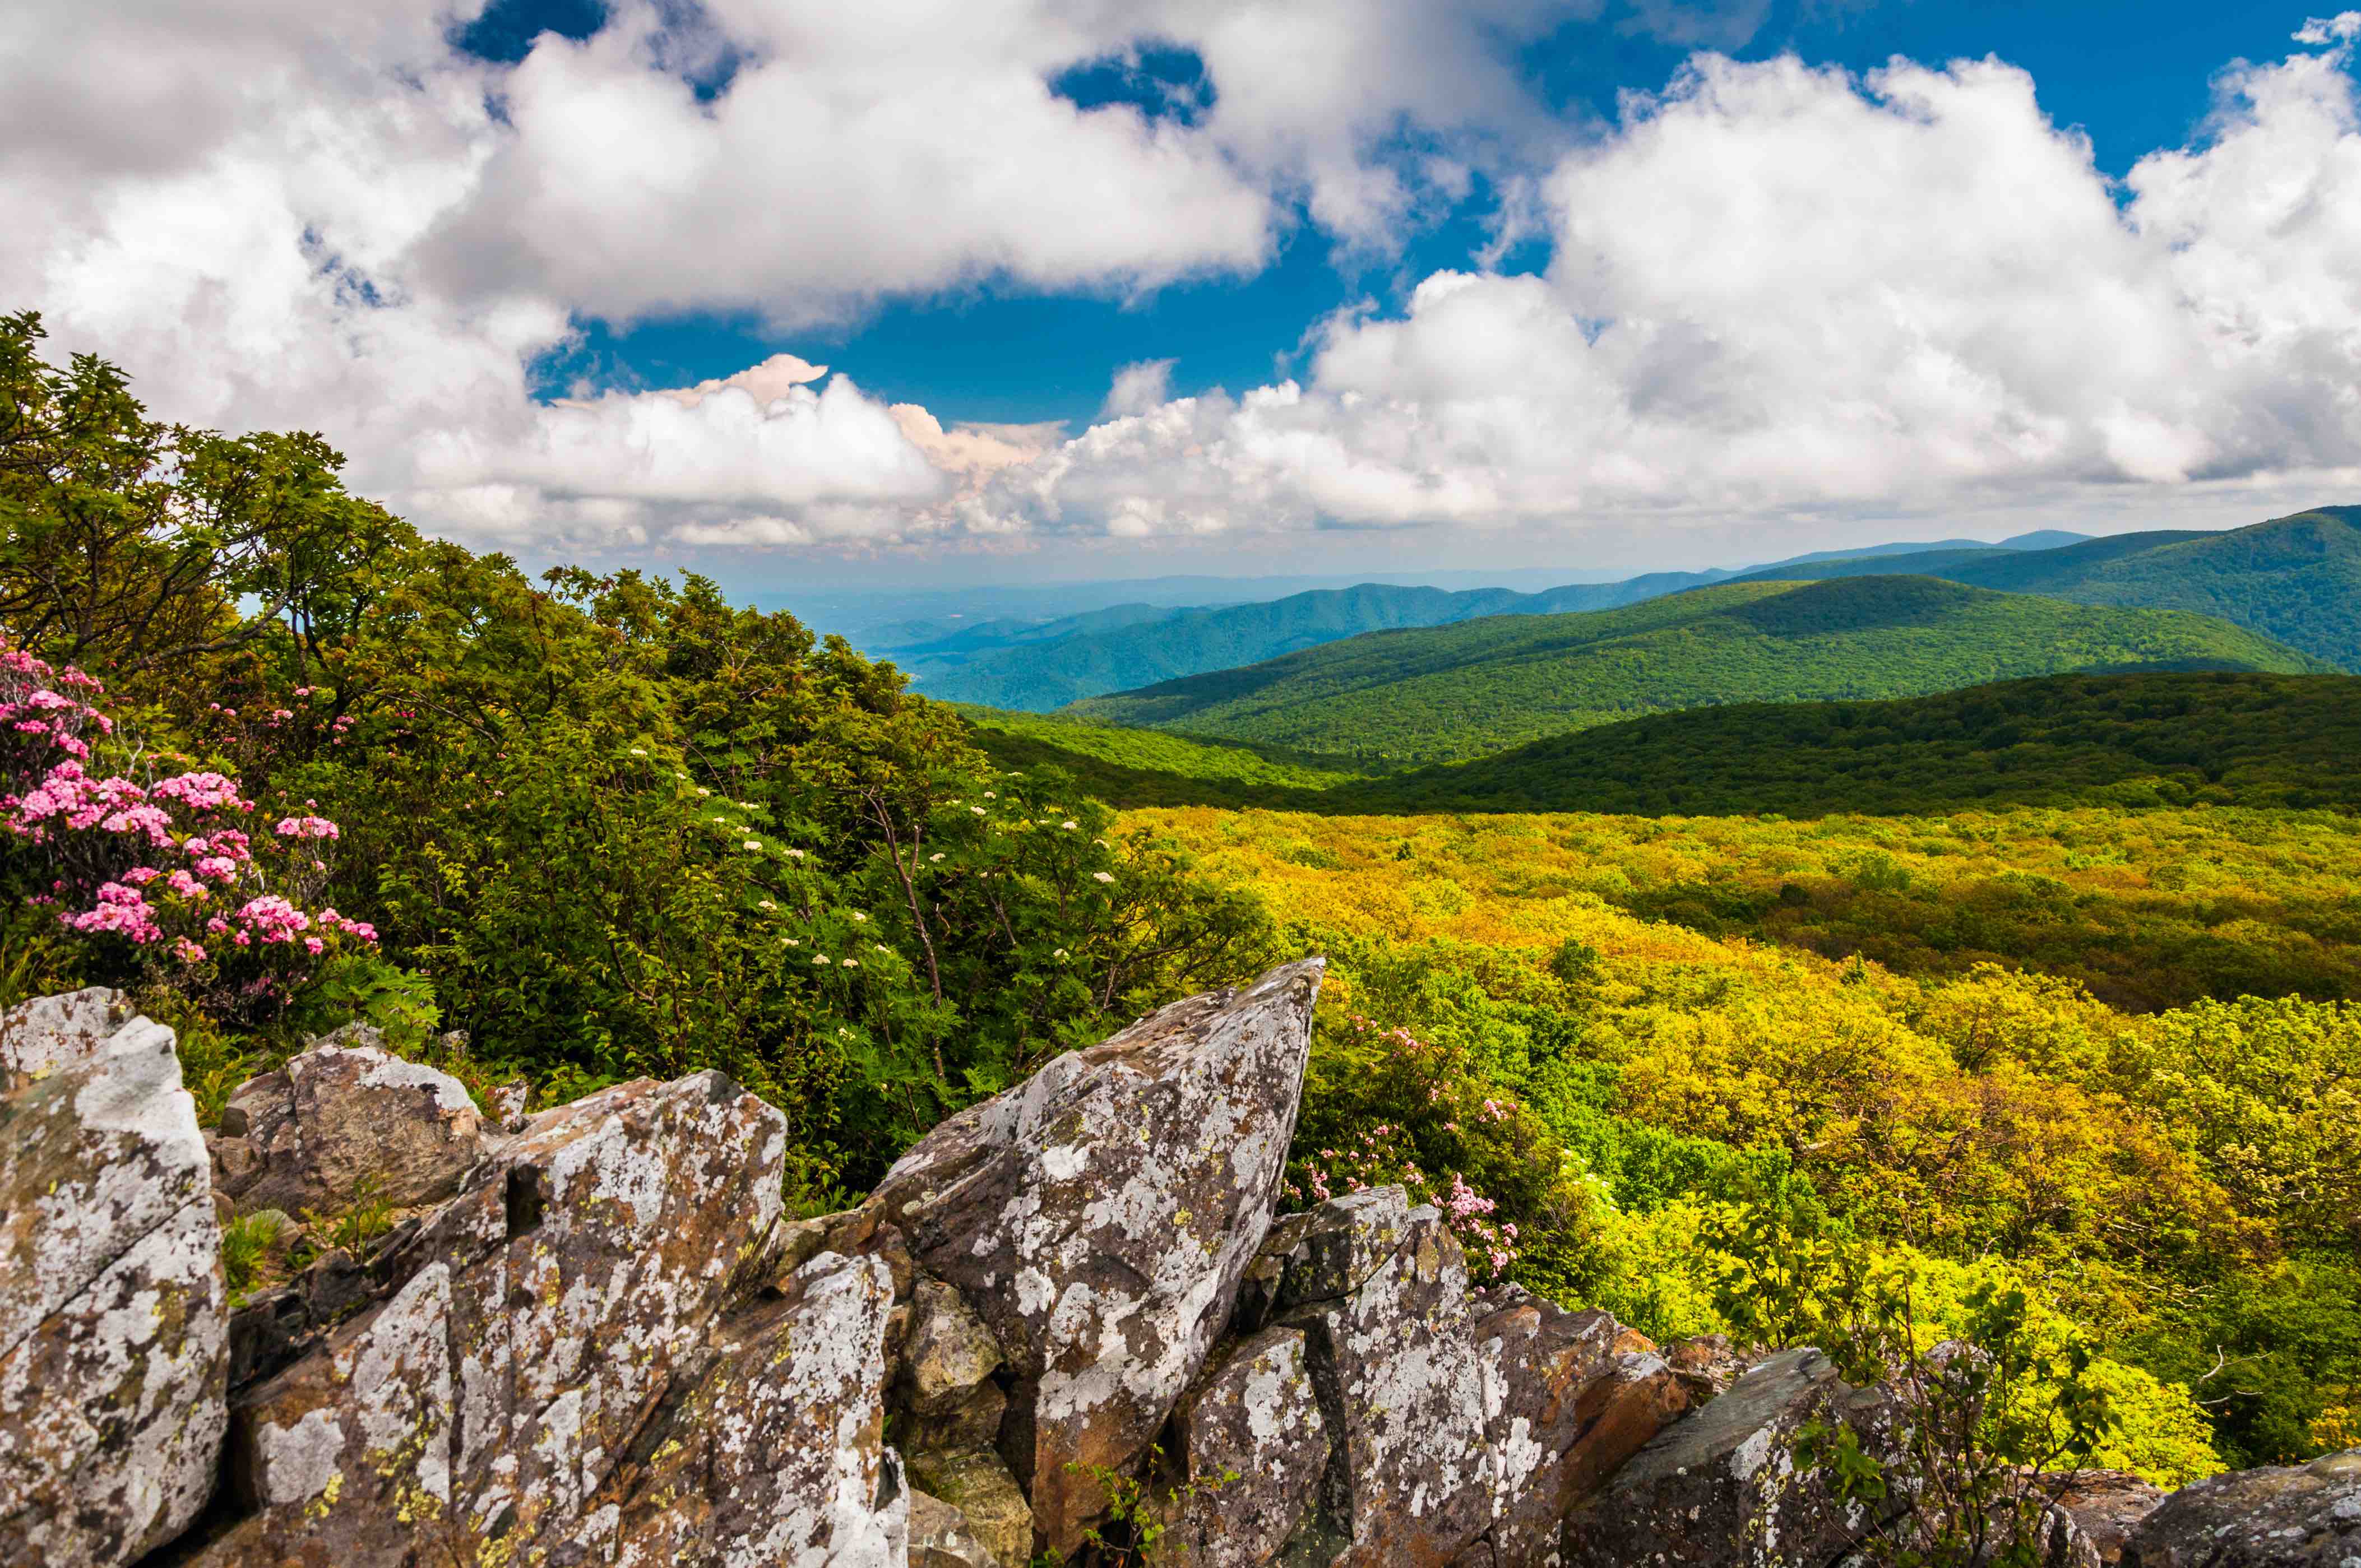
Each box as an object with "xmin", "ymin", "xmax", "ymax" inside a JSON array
[
  {"xmin": 976, "ymin": 25, "xmax": 2361, "ymax": 547},
  {"xmin": 4, "ymin": 1, "xmax": 2360, "ymax": 565}
]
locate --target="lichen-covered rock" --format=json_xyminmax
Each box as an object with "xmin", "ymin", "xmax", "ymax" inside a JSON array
[
  {"xmin": 1469, "ymin": 1297, "xmax": 1691, "ymax": 1567},
  {"xmin": 1662, "ymin": 1332, "xmax": 1752, "ymax": 1404},
  {"xmin": 601, "ymin": 1250, "xmax": 908, "ymax": 1568},
  {"xmin": 0, "ymin": 985, "xmax": 136, "ymax": 1089},
  {"xmin": 2044, "ymin": 1471, "xmax": 2169, "ymax": 1565},
  {"xmin": 1153, "ymin": 1325, "xmax": 1328, "ymax": 1568},
  {"xmin": 872, "ymin": 958, "xmax": 1324, "ymax": 1557},
  {"xmin": 911, "ymin": 1487, "xmax": 998, "ymax": 1568},
  {"xmin": 215, "ymin": 1038, "xmax": 484, "ymax": 1216},
  {"xmin": 1272, "ymin": 1186, "xmax": 1494, "ymax": 1568},
  {"xmin": 0, "ymin": 1003, "xmax": 227, "ymax": 1568},
  {"xmin": 900, "ymin": 1276, "xmax": 1009, "ymax": 1451},
  {"xmin": 1558, "ymin": 1347, "xmax": 1896, "ymax": 1568},
  {"xmin": 2121, "ymin": 1448, "xmax": 2360, "ymax": 1568},
  {"xmin": 908, "ymin": 1447, "xmax": 1033, "ymax": 1568},
  {"xmin": 189, "ymin": 1068, "xmax": 905, "ymax": 1567}
]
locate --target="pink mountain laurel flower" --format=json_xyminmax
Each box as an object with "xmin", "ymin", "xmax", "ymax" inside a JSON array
[{"xmin": 274, "ymin": 815, "xmax": 340, "ymax": 839}]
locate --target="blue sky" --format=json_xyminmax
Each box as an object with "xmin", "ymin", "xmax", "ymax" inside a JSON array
[
  {"xmin": 7, "ymin": 0, "xmax": 2359, "ymax": 586},
  {"xmin": 497, "ymin": 0, "xmax": 2330, "ymax": 430}
]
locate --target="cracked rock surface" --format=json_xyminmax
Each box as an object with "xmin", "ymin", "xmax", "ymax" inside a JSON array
[
  {"xmin": 871, "ymin": 957, "xmax": 1325, "ymax": 1557},
  {"xmin": 12, "ymin": 969, "xmax": 2359, "ymax": 1568},
  {"xmin": 0, "ymin": 991, "xmax": 227, "ymax": 1568}
]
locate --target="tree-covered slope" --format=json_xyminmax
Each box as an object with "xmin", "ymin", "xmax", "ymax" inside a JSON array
[
  {"xmin": 1731, "ymin": 508, "xmax": 2361, "ymax": 670},
  {"xmin": 1066, "ymin": 576, "xmax": 2328, "ymax": 762},
  {"xmin": 894, "ymin": 572, "xmax": 1728, "ymax": 709},
  {"xmin": 953, "ymin": 705, "xmax": 1383, "ymax": 806},
  {"xmin": 1346, "ymin": 671, "xmax": 2361, "ymax": 815}
]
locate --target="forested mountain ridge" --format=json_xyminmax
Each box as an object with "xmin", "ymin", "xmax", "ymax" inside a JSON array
[
  {"xmin": 1344, "ymin": 670, "xmax": 2361, "ymax": 816},
  {"xmin": 888, "ymin": 570, "xmax": 1729, "ymax": 708},
  {"xmin": 1729, "ymin": 508, "xmax": 2361, "ymax": 669},
  {"xmin": 882, "ymin": 527, "xmax": 2105, "ymax": 709},
  {"xmin": 1064, "ymin": 575, "xmax": 2328, "ymax": 762}
]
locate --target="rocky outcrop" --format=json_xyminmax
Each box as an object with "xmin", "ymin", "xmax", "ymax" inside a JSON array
[
  {"xmin": 1559, "ymin": 1348, "xmax": 1896, "ymax": 1568},
  {"xmin": 1469, "ymin": 1291, "xmax": 1692, "ymax": 1568},
  {"xmin": 0, "ymin": 990, "xmax": 227, "ymax": 1567},
  {"xmin": 189, "ymin": 1068, "xmax": 906, "ymax": 1568},
  {"xmin": 12, "ymin": 969, "xmax": 2360, "ymax": 1568},
  {"xmin": 2121, "ymin": 1449, "xmax": 2360, "ymax": 1568},
  {"xmin": 212, "ymin": 1031, "xmax": 484, "ymax": 1216},
  {"xmin": 870, "ymin": 958, "xmax": 1325, "ymax": 1557},
  {"xmin": 1151, "ymin": 1325, "xmax": 1328, "ymax": 1568},
  {"xmin": 0, "ymin": 984, "xmax": 136, "ymax": 1088},
  {"xmin": 2045, "ymin": 1472, "xmax": 2169, "ymax": 1564}
]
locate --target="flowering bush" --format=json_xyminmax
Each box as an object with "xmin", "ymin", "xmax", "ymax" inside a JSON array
[
  {"xmin": 1, "ymin": 646, "xmax": 373, "ymax": 1020},
  {"xmin": 1284, "ymin": 1012, "xmax": 1587, "ymax": 1286},
  {"xmin": 1289, "ymin": 1113, "xmax": 1522, "ymax": 1281}
]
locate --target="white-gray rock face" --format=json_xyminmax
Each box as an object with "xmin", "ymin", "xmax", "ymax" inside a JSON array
[
  {"xmin": 0, "ymin": 999, "xmax": 228, "ymax": 1567},
  {"xmin": 214, "ymin": 1036, "xmax": 484, "ymax": 1216},
  {"xmin": 1, "ymin": 985, "xmax": 137, "ymax": 1088},
  {"xmin": 1267, "ymin": 1187, "xmax": 1496, "ymax": 1568},
  {"xmin": 871, "ymin": 958, "xmax": 1325, "ymax": 1558},
  {"xmin": 192, "ymin": 1070, "xmax": 905, "ymax": 1568},
  {"xmin": 2121, "ymin": 1449, "xmax": 2360, "ymax": 1568},
  {"xmin": 1559, "ymin": 1347, "xmax": 1897, "ymax": 1568}
]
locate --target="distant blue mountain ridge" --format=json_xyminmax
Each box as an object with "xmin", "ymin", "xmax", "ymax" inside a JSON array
[{"xmin": 874, "ymin": 528, "xmax": 2099, "ymax": 711}]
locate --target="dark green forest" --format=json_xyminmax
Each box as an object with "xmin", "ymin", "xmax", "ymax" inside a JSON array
[{"xmin": 1065, "ymin": 576, "xmax": 2328, "ymax": 761}]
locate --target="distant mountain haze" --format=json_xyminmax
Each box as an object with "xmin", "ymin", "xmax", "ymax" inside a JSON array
[
  {"xmin": 1726, "ymin": 507, "xmax": 2361, "ymax": 670},
  {"xmin": 1064, "ymin": 574, "xmax": 2327, "ymax": 762},
  {"xmin": 885, "ymin": 527, "xmax": 2096, "ymax": 710}
]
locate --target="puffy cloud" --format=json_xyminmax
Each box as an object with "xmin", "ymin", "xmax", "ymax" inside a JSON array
[
  {"xmin": 976, "ymin": 25, "xmax": 2361, "ymax": 544},
  {"xmin": 1101, "ymin": 359, "xmax": 1178, "ymax": 419},
  {"xmin": 6, "ymin": 0, "xmax": 2361, "ymax": 566},
  {"xmin": 0, "ymin": 0, "xmax": 1597, "ymax": 557}
]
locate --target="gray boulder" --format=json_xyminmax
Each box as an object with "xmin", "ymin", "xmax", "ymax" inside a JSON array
[
  {"xmin": 0, "ymin": 1003, "xmax": 227, "ymax": 1567},
  {"xmin": 872, "ymin": 958, "xmax": 1325, "ymax": 1557},
  {"xmin": 1469, "ymin": 1296, "xmax": 1692, "ymax": 1567},
  {"xmin": 215, "ymin": 1036, "xmax": 484, "ymax": 1217},
  {"xmin": 911, "ymin": 1487, "xmax": 998, "ymax": 1568},
  {"xmin": 2122, "ymin": 1448, "xmax": 2360, "ymax": 1568},
  {"xmin": 2045, "ymin": 1470, "xmax": 2169, "ymax": 1564},
  {"xmin": 900, "ymin": 1276, "xmax": 1010, "ymax": 1451},
  {"xmin": 0, "ymin": 985, "xmax": 136, "ymax": 1088},
  {"xmin": 189, "ymin": 1069, "xmax": 906, "ymax": 1567},
  {"xmin": 1152, "ymin": 1325, "xmax": 1330, "ymax": 1568},
  {"xmin": 1559, "ymin": 1347, "xmax": 1896, "ymax": 1568},
  {"xmin": 1269, "ymin": 1186, "xmax": 1495, "ymax": 1568}
]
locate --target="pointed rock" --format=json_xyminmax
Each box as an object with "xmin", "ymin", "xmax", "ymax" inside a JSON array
[
  {"xmin": 0, "ymin": 1003, "xmax": 226, "ymax": 1567},
  {"xmin": 873, "ymin": 957, "xmax": 1325, "ymax": 1558}
]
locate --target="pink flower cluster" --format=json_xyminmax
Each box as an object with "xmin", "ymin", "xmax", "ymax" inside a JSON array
[
  {"xmin": 1279, "ymin": 1015, "xmax": 1525, "ymax": 1281},
  {"xmin": 1, "ymin": 648, "xmax": 110, "ymax": 765},
  {"xmin": 2, "ymin": 645, "xmax": 374, "ymax": 1015}
]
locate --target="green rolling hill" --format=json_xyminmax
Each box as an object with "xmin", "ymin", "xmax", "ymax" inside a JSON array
[
  {"xmin": 953, "ymin": 706, "xmax": 1385, "ymax": 807},
  {"xmin": 1348, "ymin": 671, "xmax": 2361, "ymax": 816},
  {"xmin": 890, "ymin": 572, "xmax": 1726, "ymax": 709},
  {"xmin": 1063, "ymin": 575, "xmax": 2330, "ymax": 763},
  {"xmin": 1729, "ymin": 507, "xmax": 2361, "ymax": 670}
]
